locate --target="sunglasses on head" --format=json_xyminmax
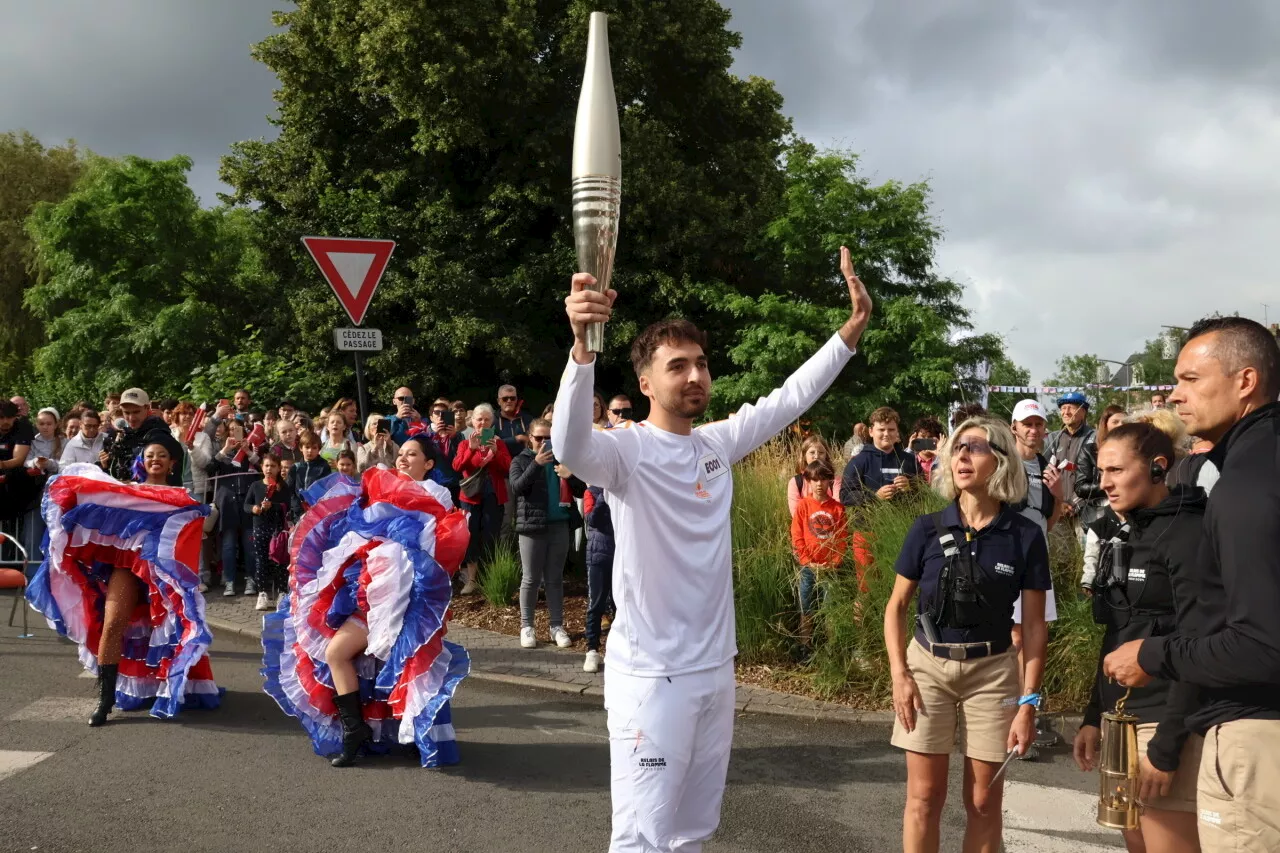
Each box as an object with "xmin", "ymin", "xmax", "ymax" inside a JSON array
[{"xmin": 953, "ymin": 438, "xmax": 1004, "ymax": 457}]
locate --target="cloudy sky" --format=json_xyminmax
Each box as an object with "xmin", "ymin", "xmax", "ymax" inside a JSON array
[{"xmin": 3, "ymin": 1, "xmax": 1277, "ymax": 381}]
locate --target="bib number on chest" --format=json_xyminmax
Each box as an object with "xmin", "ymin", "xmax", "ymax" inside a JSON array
[{"xmin": 698, "ymin": 453, "xmax": 728, "ymax": 483}]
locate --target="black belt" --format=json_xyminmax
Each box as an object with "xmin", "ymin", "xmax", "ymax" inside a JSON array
[{"xmin": 914, "ymin": 632, "xmax": 1012, "ymax": 661}]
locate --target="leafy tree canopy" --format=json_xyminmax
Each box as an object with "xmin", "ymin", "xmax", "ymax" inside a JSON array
[
  {"xmin": 0, "ymin": 131, "xmax": 84, "ymax": 377},
  {"xmin": 24, "ymin": 155, "xmax": 268, "ymax": 404},
  {"xmin": 220, "ymin": 0, "xmax": 791, "ymax": 405}
]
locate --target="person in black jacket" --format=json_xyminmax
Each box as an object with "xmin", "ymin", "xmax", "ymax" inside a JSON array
[
  {"xmin": 1075, "ymin": 421, "xmax": 1204, "ymax": 853},
  {"xmin": 509, "ymin": 418, "xmax": 585, "ymax": 650},
  {"xmin": 582, "ymin": 484, "xmax": 615, "ymax": 673},
  {"xmin": 99, "ymin": 388, "xmax": 183, "ymax": 487},
  {"xmin": 288, "ymin": 432, "xmax": 332, "ymax": 518},
  {"xmin": 1105, "ymin": 316, "xmax": 1280, "ymax": 853},
  {"xmin": 246, "ymin": 453, "xmax": 294, "ymax": 612},
  {"xmin": 210, "ymin": 419, "xmax": 260, "ymax": 597},
  {"xmin": 840, "ymin": 407, "xmax": 921, "ymax": 507}
]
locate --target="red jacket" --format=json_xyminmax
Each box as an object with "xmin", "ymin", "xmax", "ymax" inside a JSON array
[
  {"xmin": 453, "ymin": 438, "xmax": 512, "ymax": 505},
  {"xmin": 790, "ymin": 495, "xmax": 849, "ymax": 568}
]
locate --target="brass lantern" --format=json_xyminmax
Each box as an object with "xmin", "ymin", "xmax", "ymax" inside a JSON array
[{"xmin": 1097, "ymin": 690, "xmax": 1140, "ymax": 830}]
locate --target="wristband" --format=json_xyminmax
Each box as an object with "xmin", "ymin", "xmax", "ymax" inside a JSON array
[{"xmin": 1018, "ymin": 693, "xmax": 1042, "ymax": 709}]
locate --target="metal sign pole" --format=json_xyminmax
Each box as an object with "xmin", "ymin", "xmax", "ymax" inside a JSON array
[{"xmin": 353, "ymin": 349, "xmax": 368, "ymax": 427}]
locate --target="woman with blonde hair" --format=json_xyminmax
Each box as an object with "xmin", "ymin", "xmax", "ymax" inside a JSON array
[
  {"xmin": 884, "ymin": 416, "xmax": 1050, "ymax": 851},
  {"xmin": 787, "ymin": 435, "xmax": 842, "ymax": 517},
  {"xmin": 357, "ymin": 413, "xmax": 398, "ymax": 472}
]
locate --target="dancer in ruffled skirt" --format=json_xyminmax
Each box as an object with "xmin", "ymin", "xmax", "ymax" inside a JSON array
[
  {"xmin": 25, "ymin": 442, "xmax": 222, "ymax": 726},
  {"xmin": 262, "ymin": 437, "xmax": 471, "ymax": 767}
]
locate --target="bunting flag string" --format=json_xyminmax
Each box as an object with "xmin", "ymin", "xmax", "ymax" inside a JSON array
[{"xmin": 985, "ymin": 384, "xmax": 1174, "ymax": 394}]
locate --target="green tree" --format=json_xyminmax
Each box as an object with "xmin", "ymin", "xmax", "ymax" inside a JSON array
[
  {"xmin": 24, "ymin": 155, "xmax": 266, "ymax": 407},
  {"xmin": 984, "ymin": 355, "xmax": 1033, "ymax": 421},
  {"xmin": 700, "ymin": 146, "xmax": 1007, "ymax": 432},
  {"xmin": 1044, "ymin": 354, "xmax": 1126, "ymax": 413},
  {"xmin": 0, "ymin": 131, "xmax": 84, "ymax": 376},
  {"xmin": 220, "ymin": 0, "xmax": 791, "ymax": 403}
]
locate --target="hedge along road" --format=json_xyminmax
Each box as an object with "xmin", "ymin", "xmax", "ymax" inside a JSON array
[{"xmin": 0, "ymin": 626, "xmax": 1121, "ymax": 852}]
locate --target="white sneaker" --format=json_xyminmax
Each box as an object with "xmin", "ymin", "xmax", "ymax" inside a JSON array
[
  {"xmin": 583, "ymin": 650, "xmax": 602, "ymax": 673},
  {"xmin": 223, "ymin": 582, "xmax": 235, "ymax": 597},
  {"xmin": 198, "ymin": 583, "xmax": 209, "ymax": 594},
  {"xmin": 254, "ymin": 592, "xmax": 272, "ymax": 612},
  {"xmin": 244, "ymin": 580, "xmax": 257, "ymax": 596},
  {"xmin": 459, "ymin": 581, "xmax": 478, "ymax": 595},
  {"xmin": 552, "ymin": 626, "xmax": 572, "ymax": 649},
  {"xmin": 520, "ymin": 627, "xmax": 536, "ymax": 649}
]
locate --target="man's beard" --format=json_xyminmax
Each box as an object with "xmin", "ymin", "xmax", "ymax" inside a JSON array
[{"xmin": 662, "ymin": 389, "xmax": 708, "ymax": 419}]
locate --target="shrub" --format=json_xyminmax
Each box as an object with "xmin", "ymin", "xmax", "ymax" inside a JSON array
[
  {"xmin": 479, "ymin": 538, "xmax": 522, "ymax": 608},
  {"xmin": 731, "ymin": 438, "xmax": 1103, "ymax": 710}
]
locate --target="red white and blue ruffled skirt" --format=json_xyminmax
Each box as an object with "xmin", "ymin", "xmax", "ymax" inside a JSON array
[
  {"xmin": 261, "ymin": 468, "xmax": 471, "ymax": 767},
  {"xmin": 25, "ymin": 464, "xmax": 223, "ymax": 717}
]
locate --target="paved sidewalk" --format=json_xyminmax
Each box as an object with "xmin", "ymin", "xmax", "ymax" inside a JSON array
[{"xmin": 203, "ymin": 594, "xmax": 890, "ymax": 725}]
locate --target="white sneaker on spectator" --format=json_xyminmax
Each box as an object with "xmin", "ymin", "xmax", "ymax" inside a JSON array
[
  {"xmin": 223, "ymin": 582, "xmax": 235, "ymax": 597},
  {"xmin": 254, "ymin": 592, "xmax": 272, "ymax": 612},
  {"xmin": 244, "ymin": 580, "xmax": 257, "ymax": 595},
  {"xmin": 520, "ymin": 627, "xmax": 536, "ymax": 649},
  {"xmin": 583, "ymin": 650, "xmax": 602, "ymax": 672},
  {"xmin": 552, "ymin": 626, "xmax": 572, "ymax": 649},
  {"xmin": 198, "ymin": 583, "xmax": 209, "ymax": 594},
  {"xmin": 459, "ymin": 581, "xmax": 477, "ymax": 595}
]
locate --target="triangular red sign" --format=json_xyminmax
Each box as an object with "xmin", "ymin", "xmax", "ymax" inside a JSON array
[{"xmin": 301, "ymin": 236, "xmax": 396, "ymax": 326}]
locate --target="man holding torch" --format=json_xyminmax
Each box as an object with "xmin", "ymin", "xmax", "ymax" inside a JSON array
[{"xmin": 551, "ymin": 247, "xmax": 872, "ymax": 851}]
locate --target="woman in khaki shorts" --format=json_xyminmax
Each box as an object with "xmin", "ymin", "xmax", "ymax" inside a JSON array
[
  {"xmin": 1074, "ymin": 419, "xmax": 1205, "ymax": 853},
  {"xmin": 884, "ymin": 417, "xmax": 1051, "ymax": 852}
]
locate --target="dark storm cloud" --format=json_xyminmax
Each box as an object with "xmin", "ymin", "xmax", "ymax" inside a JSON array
[
  {"xmin": 1, "ymin": 1, "xmax": 1275, "ymax": 380},
  {"xmin": 724, "ymin": 0, "xmax": 1280, "ymax": 380},
  {"xmin": 0, "ymin": 0, "xmax": 280, "ymax": 202}
]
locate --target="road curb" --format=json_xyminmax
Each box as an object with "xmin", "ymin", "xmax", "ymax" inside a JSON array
[{"xmin": 207, "ymin": 614, "xmax": 924, "ymax": 726}]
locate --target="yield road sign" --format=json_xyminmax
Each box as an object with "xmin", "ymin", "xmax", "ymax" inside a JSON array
[{"xmin": 301, "ymin": 236, "xmax": 396, "ymax": 326}]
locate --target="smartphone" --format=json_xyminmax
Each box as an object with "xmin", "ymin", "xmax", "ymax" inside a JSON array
[
  {"xmin": 376, "ymin": 418, "xmax": 391, "ymax": 435},
  {"xmin": 909, "ymin": 438, "xmax": 937, "ymax": 453},
  {"xmin": 542, "ymin": 438, "xmax": 554, "ymax": 458},
  {"xmin": 440, "ymin": 409, "xmax": 455, "ymax": 427},
  {"xmin": 479, "ymin": 427, "xmax": 495, "ymax": 444},
  {"xmin": 219, "ymin": 398, "xmax": 231, "ymax": 409}
]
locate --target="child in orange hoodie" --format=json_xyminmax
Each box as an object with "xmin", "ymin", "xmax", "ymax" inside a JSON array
[{"xmin": 790, "ymin": 459, "xmax": 849, "ymax": 650}]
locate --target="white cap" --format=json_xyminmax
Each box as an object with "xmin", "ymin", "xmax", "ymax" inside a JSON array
[{"xmin": 1011, "ymin": 399, "xmax": 1046, "ymax": 422}]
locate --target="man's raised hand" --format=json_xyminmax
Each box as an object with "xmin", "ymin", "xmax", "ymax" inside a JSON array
[
  {"xmin": 839, "ymin": 245, "xmax": 873, "ymax": 350},
  {"xmin": 566, "ymin": 273, "xmax": 617, "ymax": 364}
]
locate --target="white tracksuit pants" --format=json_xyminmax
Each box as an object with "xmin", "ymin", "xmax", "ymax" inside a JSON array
[{"xmin": 605, "ymin": 660, "xmax": 736, "ymax": 852}]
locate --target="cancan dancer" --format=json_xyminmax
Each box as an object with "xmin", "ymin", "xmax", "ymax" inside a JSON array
[
  {"xmin": 261, "ymin": 438, "xmax": 472, "ymax": 768},
  {"xmin": 25, "ymin": 455, "xmax": 223, "ymax": 726},
  {"xmin": 552, "ymin": 247, "xmax": 872, "ymax": 852}
]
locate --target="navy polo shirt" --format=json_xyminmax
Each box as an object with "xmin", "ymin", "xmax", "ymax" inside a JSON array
[{"xmin": 894, "ymin": 502, "xmax": 1052, "ymax": 643}]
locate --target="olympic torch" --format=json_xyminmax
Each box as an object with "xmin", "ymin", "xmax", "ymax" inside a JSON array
[{"xmin": 572, "ymin": 11, "xmax": 622, "ymax": 353}]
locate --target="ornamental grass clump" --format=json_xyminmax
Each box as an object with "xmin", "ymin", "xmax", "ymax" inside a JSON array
[{"xmin": 730, "ymin": 437, "xmax": 1103, "ymax": 709}]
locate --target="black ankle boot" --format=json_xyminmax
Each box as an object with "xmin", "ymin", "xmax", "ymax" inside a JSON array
[
  {"xmin": 330, "ymin": 691, "xmax": 372, "ymax": 767},
  {"xmin": 89, "ymin": 664, "xmax": 119, "ymax": 727}
]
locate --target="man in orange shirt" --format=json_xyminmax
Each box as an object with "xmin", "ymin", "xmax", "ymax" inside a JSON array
[{"xmin": 790, "ymin": 459, "xmax": 849, "ymax": 651}]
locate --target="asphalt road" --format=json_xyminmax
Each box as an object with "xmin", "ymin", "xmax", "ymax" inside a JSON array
[{"xmin": 0, "ymin": 625, "xmax": 1121, "ymax": 852}]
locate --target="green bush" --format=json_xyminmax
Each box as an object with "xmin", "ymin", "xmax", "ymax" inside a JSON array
[
  {"xmin": 731, "ymin": 439, "xmax": 1103, "ymax": 710},
  {"xmin": 479, "ymin": 538, "xmax": 522, "ymax": 608}
]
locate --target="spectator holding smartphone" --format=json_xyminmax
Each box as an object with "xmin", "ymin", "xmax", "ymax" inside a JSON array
[
  {"xmin": 510, "ymin": 418, "xmax": 585, "ymax": 649},
  {"xmin": 357, "ymin": 414, "xmax": 398, "ymax": 471},
  {"xmin": 210, "ymin": 418, "xmax": 260, "ymax": 597},
  {"xmin": 907, "ymin": 416, "xmax": 945, "ymax": 482},
  {"xmin": 386, "ymin": 386, "xmax": 422, "ymax": 445},
  {"xmin": 427, "ymin": 401, "xmax": 463, "ymax": 501},
  {"xmin": 453, "ymin": 403, "xmax": 511, "ymax": 595}
]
